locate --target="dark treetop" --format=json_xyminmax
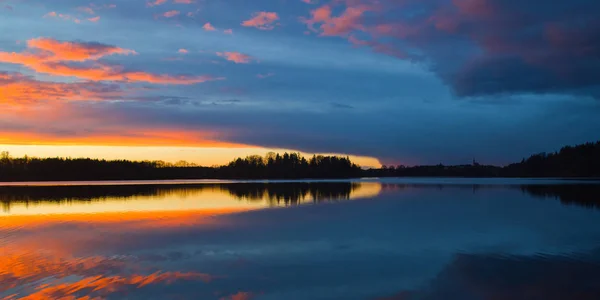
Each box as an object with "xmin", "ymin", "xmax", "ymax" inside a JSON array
[{"xmin": 0, "ymin": 141, "xmax": 599, "ymax": 182}]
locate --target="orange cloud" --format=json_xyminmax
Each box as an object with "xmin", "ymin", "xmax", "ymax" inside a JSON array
[
  {"xmin": 203, "ymin": 22, "xmax": 216, "ymax": 31},
  {"xmin": 241, "ymin": 12, "xmax": 279, "ymax": 30},
  {"xmin": 10, "ymin": 37, "xmax": 135, "ymax": 62},
  {"xmin": 0, "ymin": 128, "xmax": 246, "ymax": 148},
  {"xmin": 178, "ymin": 48, "xmax": 189, "ymax": 54},
  {"xmin": 0, "ymin": 38, "xmax": 220, "ymax": 85},
  {"xmin": 217, "ymin": 52, "xmax": 252, "ymax": 64},
  {"xmin": 0, "ymin": 72, "xmax": 125, "ymax": 104}
]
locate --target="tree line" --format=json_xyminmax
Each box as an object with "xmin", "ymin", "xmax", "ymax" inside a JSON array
[
  {"xmin": 0, "ymin": 151, "xmax": 362, "ymax": 181},
  {"xmin": 0, "ymin": 141, "xmax": 599, "ymax": 181},
  {"xmin": 365, "ymin": 141, "xmax": 600, "ymax": 178}
]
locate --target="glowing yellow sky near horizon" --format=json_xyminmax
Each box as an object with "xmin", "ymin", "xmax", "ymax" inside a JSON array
[{"xmin": 0, "ymin": 144, "xmax": 382, "ymax": 168}]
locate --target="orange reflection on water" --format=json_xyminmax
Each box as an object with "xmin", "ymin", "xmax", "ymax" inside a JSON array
[
  {"xmin": 1, "ymin": 182, "xmax": 382, "ymax": 218},
  {"xmin": 4, "ymin": 270, "xmax": 214, "ymax": 300},
  {"xmin": 0, "ymin": 182, "xmax": 382, "ymax": 299},
  {"xmin": 1, "ymin": 235, "xmax": 216, "ymax": 299},
  {"xmin": 0, "ymin": 207, "xmax": 253, "ymax": 232}
]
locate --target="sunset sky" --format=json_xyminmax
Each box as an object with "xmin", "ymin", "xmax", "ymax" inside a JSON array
[{"xmin": 0, "ymin": 0, "xmax": 599, "ymax": 166}]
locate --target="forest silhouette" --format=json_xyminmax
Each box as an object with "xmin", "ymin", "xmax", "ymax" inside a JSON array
[{"xmin": 0, "ymin": 141, "xmax": 599, "ymax": 181}]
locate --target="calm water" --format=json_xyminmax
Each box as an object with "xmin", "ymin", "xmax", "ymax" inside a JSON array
[{"xmin": 2, "ymin": 178, "xmax": 600, "ymax": 300}]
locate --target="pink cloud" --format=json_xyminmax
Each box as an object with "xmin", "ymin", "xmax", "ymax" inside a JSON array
[
  {"xmin": 147, "ymin": 0, "xmax": 167, "ymax": 7},
  {"xmin": 203, "ymin": 22, "xmax": 216, "ymax": 31},
  {"xmin": 178, "ymin": 48, "xmax": 189, "ymax": 54},
  {"xmin": 220, "ymin": 292, "xmax": 254, "ymax": 300},
  {"xmin": 88, "ymin": 16, "xmax": 100, "ymax": 22},
  {"xmin": 77, "ymin": 6, "xmax": 95, "ymax": 15},
  {"xmin": 303, "ymin": 4, "xmax": 373, "ymax": 37},
  {"xmin": 452, "ymin": 0, "xmax": 494, "ymax": 17},
  {"xmin": 217, "ymin": 52, "xmax": 253, "ymax": 64},
  {"xmin": 163, "ymin": 10, "xmax": 180, "ymax": 18},
  {"xmin": 44, "ymin": 11, "xmax": 81, "ymax": 24},
  {"xmin": 174, "ymin": 0, "xmax": 195, "ymax": 3},
  {"xmin": 241, "ymin": 12, "xmax": 279, "ymax": 30}
]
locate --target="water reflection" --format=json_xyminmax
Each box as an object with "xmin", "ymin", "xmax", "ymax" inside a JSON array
[
  {"xmin": 2, "ymin": 180, "xmax": 600, "ymax": 300},
  {"xmin": 379, "ymin": 183, "xmax": 600, "ymax": 210},
  {"xmin": 0, "ymin": 182, "xmax": 381, "ymax": 216},
  {"xmin": 4, "ymin": 182, "xmax": 600, "ymax": 216}
]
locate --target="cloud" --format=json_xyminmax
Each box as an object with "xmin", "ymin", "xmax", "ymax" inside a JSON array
[
  {"xmin": 162, "ymin": 10, "xmax": 180, "ymax": 18},
  {"xmin": 178, "ymin": 48, "xmax": 189, "ymax": 54},
  {"xmin": 302, "ymin": 0, "xmax": 600, "ymax": 98},
  {"xmin": 77, "ymin": 6, "xmax": 95, "ymax": 15},
  {"xmin": 44, "ymin": 11, "xmax": 81, "ymax": 23},
  {"xmin": 203, "ymin": 22, "xmax": 216, "ymax": 31},
  {"xmin": 88, "ymin": 16, "xmax": 100, "ymax": 22},
  {"xmin": 0, "ymin": 125, "xmax": 244, "ymax": 148},
  {"xmin": 27, "ymin": 37, "xmax": 136, "ymax": 61},
  {"xmin": 303, "ymin": 4, "xmax": 374, "ymax": 36},
  {"xmin": 147, "ymin": 0, "xmax": 167, "ymax": 7},
  {"xmin": 174, "ymin": 0, "xmax": 195, "ymax": 3},
  {"xmin": 217, "ymin": 52, "xmax": 253, "ymax": 64},
  {"xmin": 220, "ymin": 292, "xmax": 254, "ymax": 300},
  {"xmin": 241, "ymin": 12, "xmax": 279, "ymax": 30},
  {"xmin": 0, "ymin": 38, "xmax": 221, "ymax": 85},
  {"xmin": 0, "ymin": 72, "xmax": 125, "ymax": 104},
  {"xmin": 224, "ymin": 29, "xmax": 233, "ymax": 34}
]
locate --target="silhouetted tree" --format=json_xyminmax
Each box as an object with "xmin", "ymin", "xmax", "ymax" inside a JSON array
[
  {"xmin": 1, "ymin": 141, "xmax": 599, "ymax": 181},
  {"xmin": 0, "ymin": 152, "xmax": 362, "ymax": 181},
  {"xmin": 365, "ymin": 140, "xmax": 600, "ymax": 178}
]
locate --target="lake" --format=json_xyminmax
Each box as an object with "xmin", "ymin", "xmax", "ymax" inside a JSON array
[{"xmin": 2, "ymin": 178, "xmax": 600, "ymax": 300}]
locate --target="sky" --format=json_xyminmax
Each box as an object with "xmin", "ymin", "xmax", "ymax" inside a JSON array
[{"xmin": 0, "ymin": 0, "xmax": 599, "ymax": 167}]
